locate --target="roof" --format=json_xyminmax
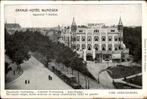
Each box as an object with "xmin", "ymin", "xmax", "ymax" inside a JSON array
[{"xmin": 5, "ymin": 23, "xmax": 21, "ymax": 29}]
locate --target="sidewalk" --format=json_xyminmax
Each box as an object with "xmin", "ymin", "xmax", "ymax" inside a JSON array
[{"xmin": 6, "ymin": 56, "xmax": 72, "ymax": 90}]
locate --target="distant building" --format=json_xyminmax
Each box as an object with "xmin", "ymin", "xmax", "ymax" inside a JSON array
[
  {"xmin": 5, "ymin": 22, "xmax": 61, "ymax": 42},
  {"xmin": 59, "ymin": 17, "xmax": 129, "ymax": 62},
  {"xmin": 5, "ymin": 23, "xmax": 21, "ymax": 35}
]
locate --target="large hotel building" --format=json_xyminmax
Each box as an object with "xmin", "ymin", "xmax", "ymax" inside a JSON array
[{"xmin": 59, "ymin": 17, "xmax": 129, "ymax": 62}]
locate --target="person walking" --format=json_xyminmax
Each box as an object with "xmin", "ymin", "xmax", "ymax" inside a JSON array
[
  {"xmin": 48, "ymin": 75, "xmax": 50, "ymax": 80},
  {"xmin": 50, "ymin": 76, "xmax": 52, "ymax": 80},
  {"xmin": 28, "ymin": 80, "xmax": 30, "ymax": 84},
  {"xmin": 25, "ymin": 80, "xmax": 27, "ymax": 84}
]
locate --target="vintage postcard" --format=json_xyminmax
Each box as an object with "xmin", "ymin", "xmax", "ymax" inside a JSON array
[{"xmin": 1, "ymin": 1, "xmax": 147, "ymax": 98}]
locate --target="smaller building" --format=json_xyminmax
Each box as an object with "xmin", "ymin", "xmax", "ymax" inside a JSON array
[{"xmin": 5, "ymin": 23, "xmax": 21, "ymax": 35}]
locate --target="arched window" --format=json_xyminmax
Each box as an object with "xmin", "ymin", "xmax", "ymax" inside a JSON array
[
  {"xmin": 82, "ymin": 44, "xmax": 86, "ymax": 49},
  {"xmin": 114, "ymin": 36, "xmax": 118, "ymax": 41},
  {"xmin": 94, "ymin": 29, "xmax": 99, "ymax": 33},
  {"xmin": 76, "ymin": 44, "xmax": 80, "ymax": 50},
  {"xmin": 102, "ymin": 44, "xmax": 106, "ymax": 51},
  {"xmin": 87, "ymin": 44, "xmax": 92, "ymax": 50},
  {"xmin": 118, "ymin": 37, "xmax": 121, "ymax": 41},
  {"xmin": 108, "ymin": 36, "xmax": 112, "ymax": 41},
  {"xmin": 94, "ymin": 36, "xmax": 99, "ymax": 41},
  {"xmin": 102, "ymin": 36, "xmax": 106, "ymax": 41},
  {"xmin": 87, "ymin": 36, "xmax": 92, "ymax": 41},
  {"xmin": 119, "ymin": 44, "xmax": 121, "ymax": 50},
  {"xmin": 94, "ymin": 44, "xmax": 99, "ymax": 50},
  {"xmin": 82, "ymin": 36, "xmax": 85, "ymax": 41},
  {"xmin": 114, "ymin": 44, "xmax": 118, "ymax": 51},
  {"xmin": 76, "ymin": 36, "xmax": 80, "ymax": 41},
  {"xmin": 108, "ymin": 44, "xmax": 112, "ymax": 51}
]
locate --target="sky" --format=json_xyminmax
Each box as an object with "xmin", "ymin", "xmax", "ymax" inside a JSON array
[{"xmin": 5, "ymin": 4, "xmax": 142, "ymax": 27}]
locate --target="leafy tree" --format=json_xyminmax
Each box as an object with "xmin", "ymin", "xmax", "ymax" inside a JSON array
[
  {"xmin": 5, "ymin": 28, "xmax": 95, "ymax": 79},
  {"xmin": 123, "ymin": 26, "xmax": 141, "ymax": 63},
  {"xmin": 5, "ymin": 29, "xmax": 30, "ymax": 71}
]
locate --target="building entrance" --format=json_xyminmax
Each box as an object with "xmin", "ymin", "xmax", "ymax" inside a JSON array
[
  {"xmin": 103, "ymin": 54, "xmax": 112, "ymax": 61},
  {"xmin": 86, "ymin": 53, "xmax": 93, "ymax": 61},
  {"xmin": 95, "ymin": 53, "xmax": 102, "ymax": 62}
]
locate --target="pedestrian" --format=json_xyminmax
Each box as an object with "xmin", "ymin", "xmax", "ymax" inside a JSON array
[
  {"xmin": 25, "ymin": 80, "xmax": 27, "ymax": 84},
  {"xmin": 28, "ymin": 80, "xmax": 30, "ymax": 84},
  {"xmin": 48, "ymin": 75, "xmax": 50, "ymax": 80},
  {"xmin": 13, "ymin": 70, "xmax": 15, "ymax": 75},
  {"xmin": 50, "ymin": 76, "xmax": 52, "ymax": 80}
]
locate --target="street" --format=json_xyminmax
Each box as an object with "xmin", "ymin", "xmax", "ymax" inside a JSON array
[
  {"xmin": 86, "ymin": 61, "xmax": 115, "ymax": 89},
  {"xmin": 6, "ymin": 56, "xmax": 72, "ymax": 90}
]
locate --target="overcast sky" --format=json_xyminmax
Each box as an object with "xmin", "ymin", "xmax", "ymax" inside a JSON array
[{"xmin": 5, "ymin": 4, "xmax": 142, "ymax": 27}]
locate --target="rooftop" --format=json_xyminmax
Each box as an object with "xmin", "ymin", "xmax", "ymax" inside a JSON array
[{"xmin": 5, "ymin": 23, "xmax": 21, "ymax": 29}]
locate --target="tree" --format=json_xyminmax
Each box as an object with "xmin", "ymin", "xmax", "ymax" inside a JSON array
[
  {"xmin": 123, "ymin": 26, "xmax": 141, "ymax": 63},
  {"xmin": 5, "ymin": 29, "xmax": 30, "ymax": 73},
  {"xmin": 5, "ymin": 28, "xmax": 95, "ymax": 80}
]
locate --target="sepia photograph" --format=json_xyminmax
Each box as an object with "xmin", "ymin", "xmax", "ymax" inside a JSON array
[{"xmin": 4, "ymin": 3, "xmax": 142, "ymax": 90}]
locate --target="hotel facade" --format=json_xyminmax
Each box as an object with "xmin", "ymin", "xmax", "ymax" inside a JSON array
[
  {"xmin": 61, "ymin": 18, "xmax": 129, "ymax": 62},
  {"xmin": 59, "ymin": 17, "xmax": 129, "ymax": 62}
]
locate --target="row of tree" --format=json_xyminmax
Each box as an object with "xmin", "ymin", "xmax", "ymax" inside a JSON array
[{"xmin": 5, "ymin": 29, "xmax": 94, "ymax": 79}]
